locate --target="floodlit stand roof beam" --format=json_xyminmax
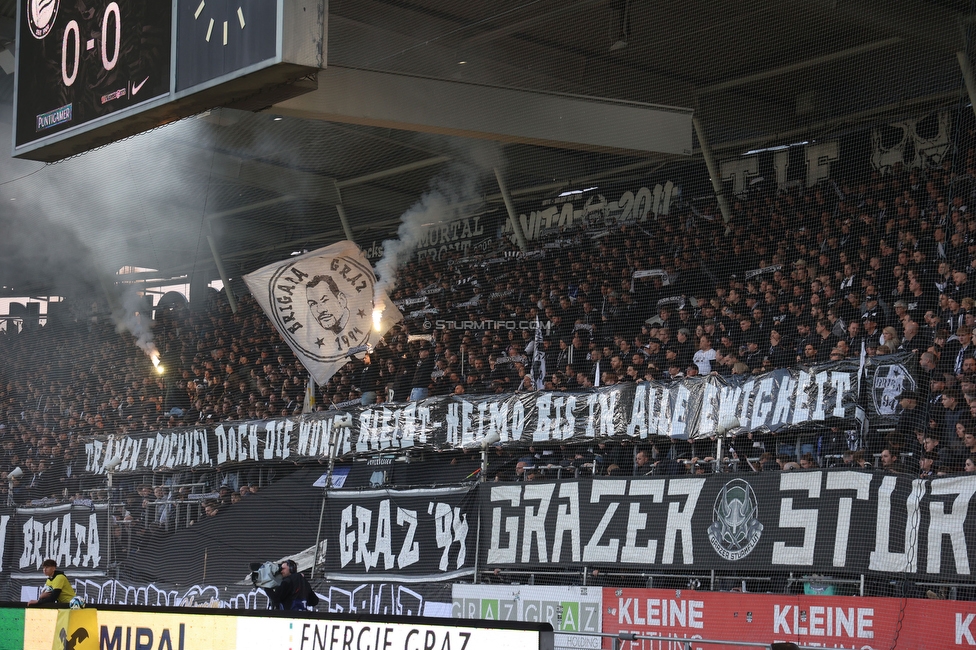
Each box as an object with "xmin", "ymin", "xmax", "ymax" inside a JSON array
[
  {"xmin": 333, "ymin": 155, "xmax": 452, "ymax": 243},
  {"xmin": 494, "ymin": 168, "xmax": 529, "ymax": 253},
  {"xmin": 335, "ymin": 204, "xmax": 356, "ymax": 243},
  {"xmin": 692, "ymin": 116, "xmax": 731, "ymax": 226},
  {"xmin": 207, "ymin": 235, "xmax": 238, "ymax": 314},
  {"xmin": 814, "ymin": 0, "xmax": 966, "ymax": 53},
  {"xmin": 958, "ymin": 52, "xmax": 976, "ymax": 123},
  {"xmin": 698, "ymin": 37, "xmax": 904, "ymax": 94},
  {"xmin": 272, "ymin": 66, "xmax": 693, "ymax": 155},
  {"xmin": 205, "ymin": 196, "xmax": 299, "ymax": 222},
  {"xmin": 335, "ymin": 156, "xmax": 452, "ymax": 188}
]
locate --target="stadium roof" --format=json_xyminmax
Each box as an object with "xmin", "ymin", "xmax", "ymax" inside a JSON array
[{"xmin": 0, "ymin": 0, "xmax": 971, "ymax": 298}]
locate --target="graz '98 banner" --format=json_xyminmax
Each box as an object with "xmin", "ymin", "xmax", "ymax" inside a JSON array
[
  {"xmin": 319, "ymin": 486, "xmax": 477, "ymax": 582},
  {"xmin": 82, "ymin": 355, "xmax": 916, "ymax": 475},
  {"xmin": 479, "ymin": 472, "xmax": 974, "ymax": 578}
]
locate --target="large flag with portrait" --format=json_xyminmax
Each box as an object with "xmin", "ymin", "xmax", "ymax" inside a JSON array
[{"xmin": 243, "ymin": 241, "xmax": 403, "ymax": 386}]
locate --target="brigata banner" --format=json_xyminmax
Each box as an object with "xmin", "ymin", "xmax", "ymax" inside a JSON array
[
  {"xmin": 319, "ymin": 486, "xmax": 477, "ymax": 582},
  {"xmin": 479, "ymin": 472, "xmax": 976, "ymax": 578},
  {"xmin": 5, "ymin": 503, "xmax": 109, "ymax": 576},
  {"xmin": 602, "ymin": 587, "xmax": 976, "ymax": 650},
  {"xmin": 80, "ymin": 354, "xmax": 917, "ymax": 475}
]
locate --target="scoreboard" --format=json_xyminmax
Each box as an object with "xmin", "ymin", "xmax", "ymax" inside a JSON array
[
  {"xmin": 17, "ymin": 0, "xmax": 172, "ymax": 148},
  {"xmin": 13, "ymin": 0, "xmax": 325, "ymax": 161}
]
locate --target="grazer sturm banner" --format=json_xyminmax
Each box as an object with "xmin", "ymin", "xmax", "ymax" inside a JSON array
[
  {"xmin": 243, "ymin": 241, "xmax": 403, "ymax": 387},
  {"xmin": 479, "ymin": 472, "xmax": 976, "ymax": 578},
  {"xmin": 453, "ymin": 584, "xmax": 603, "ymax": 650},
  {"xmin": 602, "ymin": 587, "xmax": 976, "ymax": 650},
  {"xmin": 80, "ymin": 355, "xmax": 916, "ymax": 475},
  {"xmin": 320, "ymin": 486, "xmax": 477, "ymax": 582}
]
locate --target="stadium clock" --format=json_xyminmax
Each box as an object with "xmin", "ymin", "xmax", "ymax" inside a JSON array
[
  {"xmin": 15, "ymin": 0, "xmax": 322, "ymax": 160},
  {"xmin": 15, "ymin": 0, "xmax": 172, "ymax": 147},
  {"xmin": 174, "ymin": 0, "xmax": 277, "ymax": 92}
]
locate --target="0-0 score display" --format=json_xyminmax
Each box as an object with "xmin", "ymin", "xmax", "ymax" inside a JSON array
[
  {"xmin": 60, "ymin": 2, "xmax": 121, "ymax": 87},
  {"xmin": 15, "ymin": 0, "xmax": 172, "ymax": 148}
]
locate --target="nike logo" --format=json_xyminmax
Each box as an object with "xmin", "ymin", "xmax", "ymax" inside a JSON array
[{"xmin": 131, "ymin": 76, "xmax": 150, "ymax": 96}]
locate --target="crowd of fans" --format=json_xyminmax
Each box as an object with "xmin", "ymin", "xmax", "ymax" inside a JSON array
[
  {"xmin": 1, "ymin": 133, "xmax": 976, "ymax": 506},
  {"xmin": 478, "ymin": 431, "xmax": 971, "ymax": 483},
  {"xmin": 0, "ymin": 290, "xmax": 307, "ymax": 504}
]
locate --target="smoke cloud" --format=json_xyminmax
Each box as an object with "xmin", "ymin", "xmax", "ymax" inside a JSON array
[
  {"xmin": 0, "ymin": 109, "xmax": 217, "ymax": 359},
  {"xmin": 0, "ymin": 198, "xmax": 161, "ymax": 358},
  {"xmin": 111, "ymin": 283, "xmax": 159, "ymax": 360},
  {"xmin": 372, "ymin": 140, "xmax": 503, "ymax": 306}
]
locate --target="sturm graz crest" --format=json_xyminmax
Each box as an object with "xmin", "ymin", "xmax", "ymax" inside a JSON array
[
  {"xmin": 872, "ymin": 363, "xmax": 915, "ymax": 417},
  {"xmin": 27, "ymin": 0, "xmax": 60, "ymax": 38},
  {"xmin": 707, "ymin": 479, "xmax": 763, "ymax": 561}
]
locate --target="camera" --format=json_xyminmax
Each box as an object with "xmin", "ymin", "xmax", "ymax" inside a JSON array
[{"xmin": 249, "ymin": 561, "xmax": 282, "ymax": 589}]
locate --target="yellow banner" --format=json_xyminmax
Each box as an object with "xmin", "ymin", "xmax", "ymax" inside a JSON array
[
  {"xmin": 26, "ymin": 609, "xmax": 236, "ymax": 650},
  {"xmin": 51, "ymin": 609, "xmax": 98, "ymax": 650}
]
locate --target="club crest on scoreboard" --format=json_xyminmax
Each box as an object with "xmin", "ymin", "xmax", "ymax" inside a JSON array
[{"xmin": 27, "ymin": 0, "xmax": 60, "ymax": 38}]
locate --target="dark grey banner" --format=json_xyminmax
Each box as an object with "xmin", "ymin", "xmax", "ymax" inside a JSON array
[
  {"xmin": 320, "ymin": 486, "xmax": 478, "ymax": 583},
  {"xmin": 81, "ymin": 355, "xmax": 916, "ymax": 475},
  {"xmin": 2, "ymin": 503, "xmax": 109, "ymax": 576},
  {"xmin": 479, "ymin": 471, "xmax": 975, "ymax": 578}
]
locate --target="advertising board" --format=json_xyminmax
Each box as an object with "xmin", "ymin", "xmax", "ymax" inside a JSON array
[
  {"xmin": 601, "ymin": 587, "xmax": 976, "ymax": 649},
  {"xmin": 453, "ymin": 584, "xmax": 602, "ymax": 649},
  {"xmin": 17, "ymin": 605, "xmax": 553, "ymax": 650}
]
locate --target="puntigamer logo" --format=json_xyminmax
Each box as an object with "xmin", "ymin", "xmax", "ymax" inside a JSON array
[
  {"xmin": 36, "ymin": 104, "xmax": 72, "ymax": 131},
  {"xmin": 707, "ymin": 479, "xmax": 764, "ymax": 561}
]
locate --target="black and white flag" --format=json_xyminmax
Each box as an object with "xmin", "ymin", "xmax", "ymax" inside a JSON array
[
  {"xmin": 532, "ymin": 316, "xmax": 546, "ymax": 389},
  {"xmin": 243, "ymin": 241, "xmax": 403, "ymax": 386}
]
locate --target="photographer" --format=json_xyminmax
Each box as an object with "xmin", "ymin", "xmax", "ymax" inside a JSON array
[{"xmin": 265, "ymin": 560, "xmax": 317, "ymax": 611}]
